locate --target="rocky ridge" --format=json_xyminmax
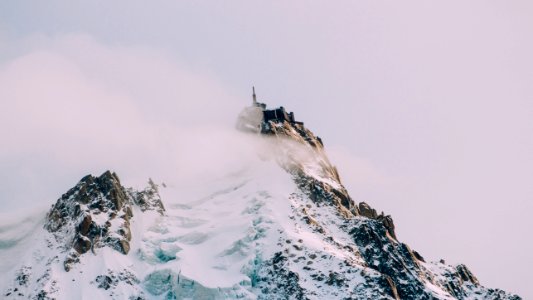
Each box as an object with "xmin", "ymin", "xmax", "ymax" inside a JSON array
[{"xmin": 238, "ymin": 100, "xmax": 521, "ymax": 300}]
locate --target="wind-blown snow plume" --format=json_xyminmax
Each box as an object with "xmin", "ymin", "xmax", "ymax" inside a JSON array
[{"xmin": 0, "ymin": 34, "xmax": 255, "ymax": 212}]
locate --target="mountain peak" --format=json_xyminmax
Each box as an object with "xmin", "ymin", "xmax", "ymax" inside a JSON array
[
  {"xmin": 1, "ymin": 100, "xmax": 521, "ymax": 299},
  {"xmin": 237, "ymin": 99, "xmax": 519, "ymax": 299}
]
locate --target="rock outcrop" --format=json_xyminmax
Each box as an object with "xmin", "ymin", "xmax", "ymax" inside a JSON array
[{"xmin": 44, "ymin": 171, "xmax": 165, "ymax": 271}]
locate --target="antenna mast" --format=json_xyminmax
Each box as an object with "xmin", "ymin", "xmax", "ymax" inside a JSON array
[{"xmin": 252, "ymin": 86, "xmax": 257, "ymax": 105}]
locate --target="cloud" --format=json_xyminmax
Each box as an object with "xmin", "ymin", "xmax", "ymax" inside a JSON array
[{"xmin": 0, "ymin": 34, "xmax": 255, "ymax": 211}]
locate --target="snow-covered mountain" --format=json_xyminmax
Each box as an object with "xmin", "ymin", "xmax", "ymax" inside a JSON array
[{"xmin": 1, "ymin": 99, "xmax": 521, "ymax": 299}]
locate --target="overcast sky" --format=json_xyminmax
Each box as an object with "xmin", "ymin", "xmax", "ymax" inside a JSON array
[{"xmin": 1, "ymin": 1, "xmax": 532, "ymax": 297}]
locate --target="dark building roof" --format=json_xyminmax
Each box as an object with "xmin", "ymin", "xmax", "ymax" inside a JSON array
[{"xmin": 251, "ymin": 87, "xmax": 302, "ymax": 125}]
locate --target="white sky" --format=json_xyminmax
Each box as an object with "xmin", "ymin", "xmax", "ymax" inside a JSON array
[{"xmin": 0, "ymin": 1, "xmax": 532, "ymax": 297}]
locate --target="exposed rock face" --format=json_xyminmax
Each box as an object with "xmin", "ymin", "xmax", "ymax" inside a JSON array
[
  {"xmin": 44, "ymin": 171, "xmax": 165, "ymax": 271},
  {"xmin": 259, "ymin": 112, "xmax": 398, "ymax": 240},
  {"xmin": 254, "ymin": 252, "xmax": 306, "ymax": 300},
  {"xmin": 128, "ymin": 178, "xmax": 165, "ymax": 215}
]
